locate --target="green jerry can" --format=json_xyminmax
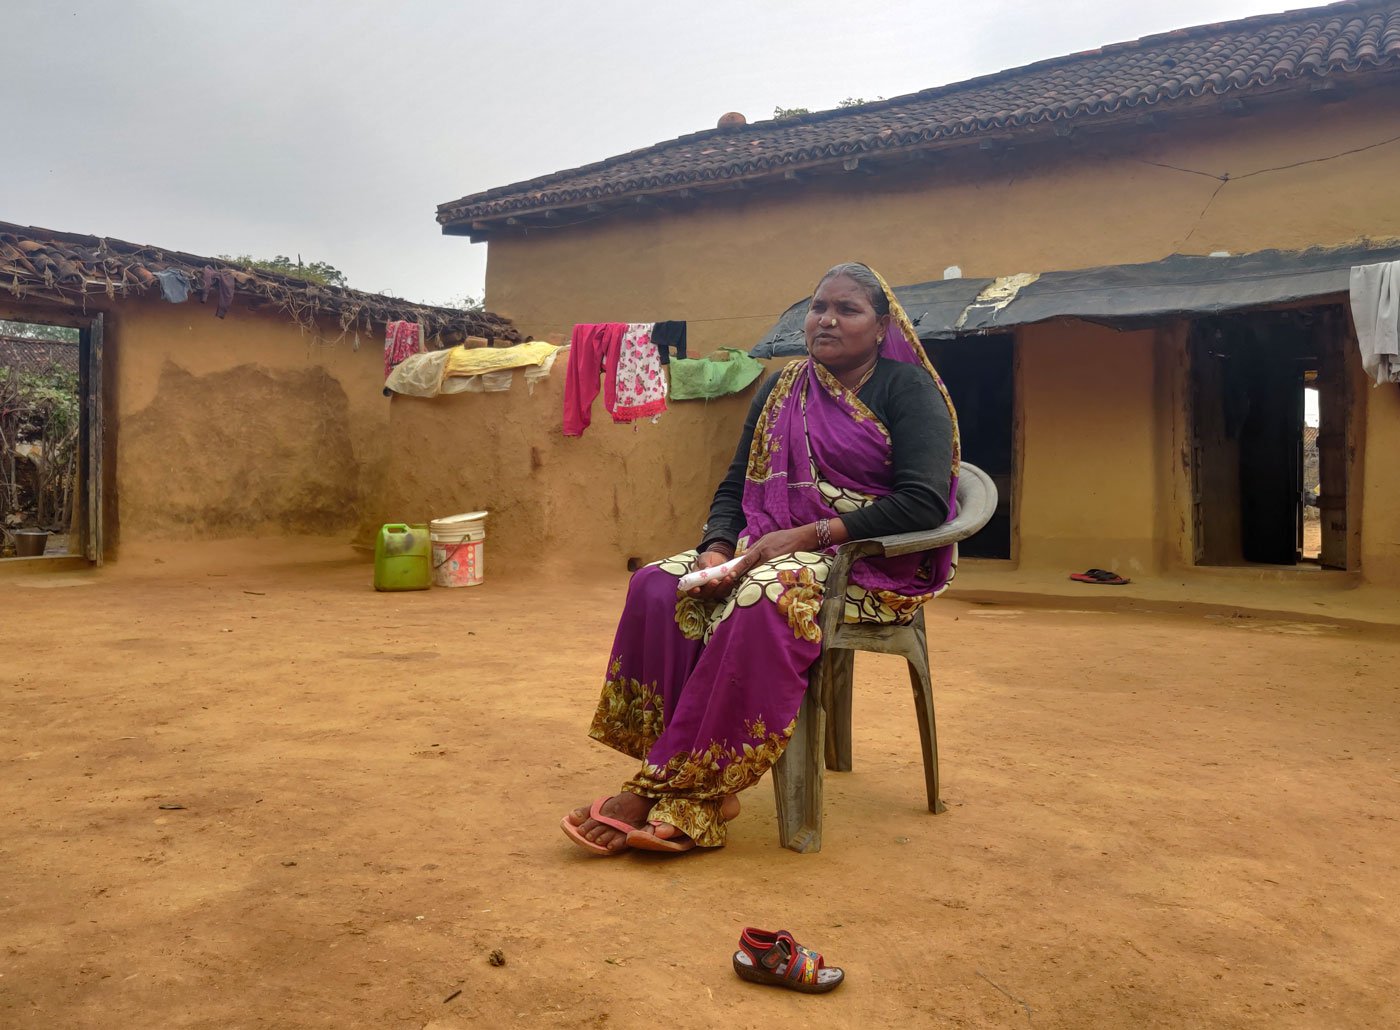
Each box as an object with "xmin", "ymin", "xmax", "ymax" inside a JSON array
[{"xmin": 374, "ymin": 523, "xmax": 432, "ymax": 591}]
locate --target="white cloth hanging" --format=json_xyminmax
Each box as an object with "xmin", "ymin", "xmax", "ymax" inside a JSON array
[{"xmin": 1349, "ymin": 261, "xmax": 1400, "ymax": 386}]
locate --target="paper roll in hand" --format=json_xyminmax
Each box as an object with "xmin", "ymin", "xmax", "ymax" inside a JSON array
[{"xmin": 677, "ymin": 554, "xmax": 747, "ymax": 592}]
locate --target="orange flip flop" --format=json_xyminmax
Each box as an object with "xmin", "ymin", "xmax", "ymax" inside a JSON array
[{"xmin": 560, "ymin": 797, "xmax": 640, "ymax": 856}]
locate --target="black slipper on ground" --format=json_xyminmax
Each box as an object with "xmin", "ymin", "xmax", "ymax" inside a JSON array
[{"xmin": 1070, "ymin": 568, "xmax": 1130, "ymax": 585}]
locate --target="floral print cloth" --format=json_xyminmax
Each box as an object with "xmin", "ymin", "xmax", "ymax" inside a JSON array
[
  {"xmin": 590, "ymin": 544, "xmax": 934, "ymax": 848},
  {"xmin": 611, "ymin": 322, "xmax": 667, "ymax": 423},
  {"xmin": 383, "ymin": 320, "xmax": 423, "ymax": 381}
]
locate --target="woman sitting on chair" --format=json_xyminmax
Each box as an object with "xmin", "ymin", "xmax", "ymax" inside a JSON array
[{"xmin": 562, "ymin": 262, "xmax": 959, "ymax": 854}]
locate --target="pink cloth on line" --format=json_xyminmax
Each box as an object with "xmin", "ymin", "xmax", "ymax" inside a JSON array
[
  {"xmin": 384, "ymin": 321, "xmax": 423, "ymax": 380},
  {"xmin": 612, "ymin": 322, "xmax": 667, "ymax": 423},
  {"xmin": 562, "ymin": 323, "xmax": 626, "ymax": 437}
]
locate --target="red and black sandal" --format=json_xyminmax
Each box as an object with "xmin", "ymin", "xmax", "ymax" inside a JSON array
[{"xmin": 732, "ymin": 927, "xmax": 845, "ymax": 994}]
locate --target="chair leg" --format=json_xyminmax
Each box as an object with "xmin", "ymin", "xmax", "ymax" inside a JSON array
[
  {"xmin": 908, "ymin": 652, "xmax": 947, "ymax": 815},
  {"xmin": 823, "ymin": 649, "xmax": 855, "ymax": 772},
  {"xmin": 773, "ymin": 681, "xmax": 826, "ymax": 853}
]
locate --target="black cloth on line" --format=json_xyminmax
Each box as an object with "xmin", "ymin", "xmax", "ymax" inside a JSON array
[{"xmin": 652, "ymin": 320, "xmax": 687, "ymax": 365}]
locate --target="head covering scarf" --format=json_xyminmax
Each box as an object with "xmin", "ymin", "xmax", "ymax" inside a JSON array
[{"xmin": 740, "ymin": 263, "xmax": 961, "ymax": 598}]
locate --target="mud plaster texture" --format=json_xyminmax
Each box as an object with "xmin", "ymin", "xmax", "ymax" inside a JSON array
[
  {"xmin": 121, "ymin": 362, "xmax": 360, "ymax": 536},
  {"xmin": 4, "ymin": 539, "xmax": 1399, "ymax": 1029},
  {"xmin": 380, "ymin": 356, "xmax": 765, "ymax": 574},
  {"xmin": 91, "ymin": 296, "xmax": 392, "ymax": 555}
]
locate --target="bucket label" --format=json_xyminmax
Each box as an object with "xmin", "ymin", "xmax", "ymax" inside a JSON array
[{"xmin": 433, "ymin": 539, "xmax": 484, "ymax": 587}]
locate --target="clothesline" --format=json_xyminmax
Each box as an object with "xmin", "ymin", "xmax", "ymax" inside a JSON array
[
  {"xmin": 381, "ymin": 318, "xmax": 766, "ymax": 419},
  {"xmin": 522, "ymin": 310, "xmax": 784, "ymax": 332},
  {"xmin": 564, "ymin": 321, "xmax": 764, "ymax": 437}
]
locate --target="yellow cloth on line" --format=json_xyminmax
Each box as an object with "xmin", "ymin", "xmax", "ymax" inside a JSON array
[{"xmin": 445, "ymin": 341, "xmax": 559, "ymax": 377}]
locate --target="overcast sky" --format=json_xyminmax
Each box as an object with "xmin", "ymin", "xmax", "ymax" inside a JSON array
[{"xmin": 12, "ymin": 0, "xmax": 1290, "ymax": 308}]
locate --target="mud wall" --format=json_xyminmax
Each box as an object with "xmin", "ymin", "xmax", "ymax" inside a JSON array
[
  {"xmin": 1360, "ymin": 381, "xmax": 1400, "ymax": 585},
  {"xmin": 1015, "ymin": 322, "xmax": 1160, "ymax": 574},
  {"xmin": 380, "ymin": 360, "xmax": 759, "ymax": 575},
  {"xmin": 108, "ymin": 299, "xmax": 389, "ymax": 546}
]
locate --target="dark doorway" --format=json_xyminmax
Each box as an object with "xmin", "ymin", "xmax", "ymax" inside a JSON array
[
  {"xmin": 1189, "ymin": 306, "xmax": 1350, "ymax": 569},
  {"xmin": 924, "ymin": 334, "xmax": 1014, "ymax": 559}
]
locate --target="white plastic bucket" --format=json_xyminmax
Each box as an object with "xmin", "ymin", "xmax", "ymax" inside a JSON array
[{"xmin": 430, "ymin": 510, "xmax": 488, "ymax": 588}]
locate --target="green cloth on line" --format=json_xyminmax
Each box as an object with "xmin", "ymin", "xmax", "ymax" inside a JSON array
[{"xmin": 668, "ymin": 348, "xmax": 765, "ymax": 400}]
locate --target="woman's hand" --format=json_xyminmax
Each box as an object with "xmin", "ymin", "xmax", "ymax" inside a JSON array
[
  {"xmin": 729, "ymin": 527, "xmax": 819, "ymax": 579},
  {"xmin": 726, "ymin": 519, "xmax": 851, "ymax": 579},
  {"xmin": 687, "ymin": 520, "xmax": 848, "ymax": 599},
  {"xmin": 687, "ymin": 547, "xmax": 739, "ymax": 601}
]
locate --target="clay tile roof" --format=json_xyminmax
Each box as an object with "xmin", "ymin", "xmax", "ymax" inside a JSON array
[
  {"xmin": 438, "ymin": 0, "xmax": 1400, "ymax": 230},
  {"xmin": 0, "ymin": 336, "xmax": 79, "ymax": 378},
  {"xmin": 0, "ymin": 221, "xmax": 520, "ymax": 343}
]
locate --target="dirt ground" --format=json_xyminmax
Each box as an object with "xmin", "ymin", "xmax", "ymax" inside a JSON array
[
  {"xmin": 4, "ymin": 542, "xmax": 1400, "ymax": 1029},
  {"xmin": 1303, "ymin": 511, "xmax": 1322, "ymax": 561}
]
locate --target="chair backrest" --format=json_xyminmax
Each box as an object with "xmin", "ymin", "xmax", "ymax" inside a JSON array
[{"xmin": 947, "ymin": 463, "xmax": 999, "ymax": 542}]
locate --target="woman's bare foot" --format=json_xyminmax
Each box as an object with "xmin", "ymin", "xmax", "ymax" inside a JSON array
[
  {"xmin": 564, "ymin": 793, "xmax": 654, "ymax": 853},
  {"xmin": 638, "ymin": 794, "xmax": 742, "ymax": 845}
]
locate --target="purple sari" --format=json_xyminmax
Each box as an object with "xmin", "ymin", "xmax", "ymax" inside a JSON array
[{"xmin": 588, "ymin": 272, "xmax": 959, "ymax": 847}]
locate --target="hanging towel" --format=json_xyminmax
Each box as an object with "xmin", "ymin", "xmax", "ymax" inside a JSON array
[
  {"xmin": 384, "ymin": 320, "xmax": 424, "ymax": 380},
  {"xmin": 651, "ymin": 320, "xmax": 688, "ymax": 365},
  {"xmin": 442, "ymin": 369, "xmax": 516, "ymax": 393},
  {"xmin": 523, "ymin": 344, "xmax": 567, "ymax": 395},
  {"xmin": 668, "ymin": 347, "xmax": 765, "ymax": 400},
  {"xmin": 563, "ymin": 323, "xmax": 626, "ymax": 436},
  {"xmin": 1350, "ymin": 262, "xmax": 1400, "ymax": 385},
  {"xmin": 384, "ymin": 348, "xmax": 451, "ymax": 397},
  {"xmin": 444, "ymin": 340, "xmax": 560, "ymax": 378},
  {"xmin": 612, "ymin": 322, "xmax": 667, "ymax": 422}
]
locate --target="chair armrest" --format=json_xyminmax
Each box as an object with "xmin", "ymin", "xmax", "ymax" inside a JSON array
[
  {"xmin": 818, "ymin": 539, "xmax": 882, "ymax": 639},
  {"xmin": 817, "ymin": 462, "xmax": 1000, "ymax": 628}
]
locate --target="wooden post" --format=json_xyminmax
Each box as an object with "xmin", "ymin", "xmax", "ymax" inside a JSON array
[{"xmin": 83, "ymin": 313, "xmax": 103, "ymax": 565}]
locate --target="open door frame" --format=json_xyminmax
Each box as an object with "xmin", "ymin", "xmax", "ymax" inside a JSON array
[
  {"xmin": 1188, "ymin": 303, "xmax": 1358, "ymax": 571},
  {"xmin": 0, "ymin": 305, "xmax": 103, "ymax": 565},
  {"xmin": 1313, "ymin": 307, "xmax": 1355, "ymax": 570}
]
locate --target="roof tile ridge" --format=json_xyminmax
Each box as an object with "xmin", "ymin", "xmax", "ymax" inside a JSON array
[
  {"xmin": 830, "ymin": 0, "xmax": 1393, "ymax": 117},
  {"xmin": 437, "ymin": 0, "xmax": 1400, "ymax": 221},
  {"xmin": 437, "ymin": 124, "xmax": 747, "ymax": 214},
  {"xmin": 0, "ymin": 220, "xmax": 506, "ymax": 320}
]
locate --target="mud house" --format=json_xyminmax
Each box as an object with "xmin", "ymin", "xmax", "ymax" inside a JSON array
[
  {"xmin": 0, "ymin": 222, "xmax": 517, "ymax": 565},
  {"xmin": 428, "ymin": 0, "xmax": 1400, "ymax": 588}
]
